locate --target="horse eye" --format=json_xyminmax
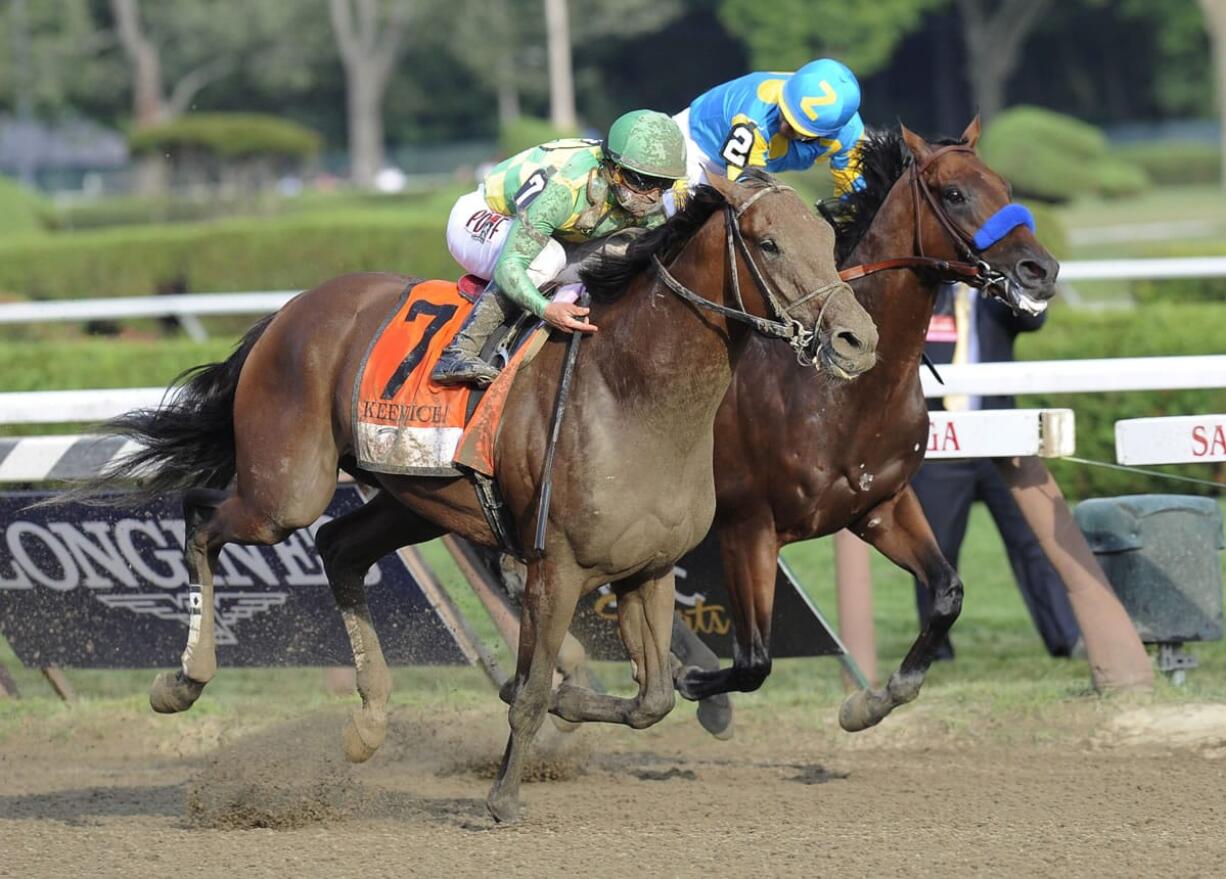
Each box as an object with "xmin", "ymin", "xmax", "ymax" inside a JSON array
[
  {"xmin": 943, "ymin": 187, "xmax": 966, "ymax": 205},
  {"xmin": 760, "ymin": 238, "xmax": 780, "ymax": 255}
]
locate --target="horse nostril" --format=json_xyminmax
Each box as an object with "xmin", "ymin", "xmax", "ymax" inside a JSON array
[
  {"xmin": 1017, "ymin": 258, "xmax": 1048, "ymax": 286},
  {"xmin": 835, "ymin": 330, "xmax": 864, "ymax": 353}
]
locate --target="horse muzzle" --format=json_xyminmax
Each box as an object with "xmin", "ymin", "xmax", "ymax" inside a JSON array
[{"xmin": 815, "ymin": 318, "xmax": 878, "ymax": 381}]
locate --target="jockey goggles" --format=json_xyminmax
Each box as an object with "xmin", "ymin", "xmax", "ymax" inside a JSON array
[{"xmin": 614, "ymin": 166, "xmax": 673, "ymax": 195}]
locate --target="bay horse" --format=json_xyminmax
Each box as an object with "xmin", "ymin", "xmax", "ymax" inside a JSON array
[
  {"xmin": 89, "ymin": 171, "xmax": 877, "ymax": 822},
  {"xmin": 674, "ymin": 120, "xmax": 1060, "ymax": 730}
]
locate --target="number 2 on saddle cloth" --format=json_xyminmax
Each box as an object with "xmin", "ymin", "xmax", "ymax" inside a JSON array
[{"xmin": 351, "ymin": 278, "xmax": 546, "ymax": 479}]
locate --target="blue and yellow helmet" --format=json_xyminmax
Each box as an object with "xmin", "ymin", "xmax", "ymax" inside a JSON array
[{"xmin": 780, "ymin": 59, "xmax": 861, "ymax": 139}]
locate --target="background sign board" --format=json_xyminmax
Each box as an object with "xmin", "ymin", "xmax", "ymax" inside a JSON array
[
  {"xmin": 0, "ymin": 486, "xmax": 470, "ymax": 668},
  {"xmin": 562, "ymin": 531, "xmax": 846, "ymax": 661}
]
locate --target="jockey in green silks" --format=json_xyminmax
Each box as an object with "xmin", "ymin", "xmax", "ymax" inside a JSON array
[{"xmin": 432, "ymin": 109, "xmax": 689, "ymax": 387}]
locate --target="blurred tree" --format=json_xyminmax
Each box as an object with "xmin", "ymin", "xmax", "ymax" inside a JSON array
[
  {"xmin": 449, "ymin": 0, "xmax": 525, "ymax": 128},
  {"xmin": 0, "ymin": 0, "xmax": 120, "ymax": 119},
  {"xmin": 328, "ymin": 0, "xmax": 414, "ymax": 188},
  {"xmin": 1120, "ymin": 0, "xmax": 1213, "ymax": 118},
  {"xmin": 952, "ymin": 0, "xmax": 1054, "ymax": 120},
  {"xmin": 109, "ymin": 0, "xmax": 318, "ymax": 192},
  {"xmin": 718, "ymin": 0, "xmax": 942, "ymax": 75},
  {"xmin": 111, "ymin": 0, "xmax": 233, "ymax": 126},
  {"xmin": 544, "ymin": 0, "xmax": 576, "ymax": 129},
  {"xmin": 1196, "ymin": 0, "xmax": 1226, "ymax": 187}
]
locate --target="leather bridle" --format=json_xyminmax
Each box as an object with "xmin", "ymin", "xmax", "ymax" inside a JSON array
[
  {"xmin": 836, "ymin": 143, "xmax": 1017, "ymax": 297},
  {"xmin": 651, "ymin": 181, "xmax": 850, "ymax": 367}
]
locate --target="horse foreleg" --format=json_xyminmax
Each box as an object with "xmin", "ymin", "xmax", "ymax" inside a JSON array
[
  {"xmin": 551, "ymin": 569, "xmax": 677, "ymax": 730},
  {"xmin": 487, "ymin": 556, "xmax": 581, "ymax": 824},
  {"xmin": 674, "ymin": 515, "xmax": 778, "ymax": 700},
  {"xmin": 317, "ymin": 491, "xmax": 443, "ymax": 763},
  {"xmin": 838, "ymin": 486, "xmax": 961, "ymax": 732}
]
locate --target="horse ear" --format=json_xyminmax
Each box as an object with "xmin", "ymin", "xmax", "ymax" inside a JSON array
[
  {"xmin": 899, "ymin": 124, "xmax": 932, "ymax": 166},
  {"xmin": 704, "ymin": 171, "xmax": 740, "ymax": 205},
  {"xmin": 961, "ymin": 115, "xmax": 982, "ymax": 149}
]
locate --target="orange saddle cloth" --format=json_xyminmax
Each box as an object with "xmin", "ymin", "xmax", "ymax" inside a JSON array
[{"xmin": 352, "ymin": 278, "xmax": 545, "ymax": 477}]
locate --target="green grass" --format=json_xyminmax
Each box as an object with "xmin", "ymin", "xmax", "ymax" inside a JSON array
[{"xmin": 1058, "ymin": 184, "xmax": 1226, "ymax": 235}]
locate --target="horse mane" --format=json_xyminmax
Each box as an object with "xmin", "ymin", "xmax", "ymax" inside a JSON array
[
  {"xmin": 580, "ymin": 168, "xmax": 778, "ymax": 300},
  {"xmin": 829, "ymin": 127, "xmax": 967, "ymax": 265}
]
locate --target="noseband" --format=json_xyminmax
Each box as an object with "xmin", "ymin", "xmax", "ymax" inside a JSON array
[
  {"xmin": 838, "ymin": 143, "xmax": 1035, "ymax": 293},
  {"xmin": 651, "ymin": 182, "xmax": 847, "ymax": 366}
]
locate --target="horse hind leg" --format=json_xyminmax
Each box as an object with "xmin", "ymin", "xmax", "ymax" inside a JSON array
[
  {"xmin": 150, "ymin": 488, "xmax": 226, "ymax": 712},
  {"xmin": 149, "ymin": 478, "xmax": 336, "ymax": 713},
  {"xmin": 316, "ymin": 491, "xmax": 444, "ymax": 763},
  {"xmin": 551, "ymin": 569, "xmax": 678, "ymax": 730}
]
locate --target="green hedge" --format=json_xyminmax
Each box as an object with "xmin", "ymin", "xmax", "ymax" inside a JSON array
[
  {"xmin": 1123, "ymin": 239, "xmax": 1226, "ymax": 304},
  {"xmin": 1114, "ymin": 140, "xmax": 1221, "ymax": 186},
  {"xmin": 0, "ymin": 174, "xmax": 50, "ymax": 236},
  {"xmin": 1018, "ymin": 303, "xmax": 1226, "ymax": 498},
  {"xmin": 0, "ymin": 212, "xmax": 458, "ymax": 299},
  {"xmin": 129, "ymin": 113, "xmax": 321, "ymax": 160},
  {"xmin": 498, "ymin": 116, "xmax": 580, "ymax": 158},
  {"xmin": 980, "ymin": 106, "xmax": 1150, "ymax": 203}
]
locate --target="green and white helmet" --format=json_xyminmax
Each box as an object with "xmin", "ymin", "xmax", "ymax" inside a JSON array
[{"xmin": 604, "ymin": 109, "xmax": 688, "ymax": 181}]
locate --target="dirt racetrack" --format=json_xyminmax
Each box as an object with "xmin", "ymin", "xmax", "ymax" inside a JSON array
[{"xmin": 3, "ymin": 697, "xmax": 1226, "ymax": 878}]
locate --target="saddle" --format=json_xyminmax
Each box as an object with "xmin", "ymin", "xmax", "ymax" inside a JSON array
[{"xmin": 351, "ymin": 277, "xmax": 545, "ymax": 479}]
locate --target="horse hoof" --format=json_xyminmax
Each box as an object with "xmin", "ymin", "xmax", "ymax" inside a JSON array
[
  {"xmin": 149, "ymin": 670, "xmax": 205, "ymax": 714},
  {"xmin": 341, "ymin": 710, "xmax": 386, "ymax": 763},
  {"xmin": 498, "ymin": 678, "xmax": 516, "ymax": 706},
  {"xmin": 838, "ymin": 689, "xmax": 884, "ymax": 733},
  {"xmin": 673, "ymin": 665, "xmax": 706, "ymax": 702},
  {"xmin": 696, "ymin": 694, "xmax": 734, "ymax": 741},
  {"xmin": 486, "ymin": 792, "xmax": 520, "ymax": 825}
]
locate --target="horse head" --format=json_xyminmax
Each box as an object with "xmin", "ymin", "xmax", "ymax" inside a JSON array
[
  {"xmin": 899, "ymin": 118, "xmax": 1059, "ymax": 316},
  {"xmin": 706, "ymin": 170, "xmax": 879, "ymax": 379}
]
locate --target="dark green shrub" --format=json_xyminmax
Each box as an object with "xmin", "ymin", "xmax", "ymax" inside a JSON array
[
  {"xmin": 1123, "ymin": 239, "xmax": 1226, "ymax": 304},
  {"xmin": 498, "ymin": 116, "xmax": 580, "ymax": 158},
  {"xmin": 1114, "ymin": 140, "xmax": 1221, "ymax": 186},
  {"xmin": 128, "ymin": 113, "xmax": 321, "ymax": 160},
  {"xmin": 1018, "ymin": 303, "xmax": 1226, "ymax": 498},
  {"xmin": 980, "ymin": 106, "xmax": 1149, "ymax": 203},
  {"xmin": 0, "ymin": 212, "xmax": 457, "ymax": 299},
  {"xmin": 0, "ymin": 173, "xmax": 50, "ymax": 236},
  {"xmin": 1093, "ymin": 157, "xmax": 1151, "ymax": 199}
]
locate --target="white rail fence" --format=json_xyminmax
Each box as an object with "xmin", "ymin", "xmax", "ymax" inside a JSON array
[{"xmin": 1, "ymin": 354, "xmax": 1223, "ymax": 474}]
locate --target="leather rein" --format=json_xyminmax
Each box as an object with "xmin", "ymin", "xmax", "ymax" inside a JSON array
[
  {"xmin": 650, "ymin": 182, "xmax": 848, "ymax": 367},
  {"xmin": 835, "ymin": 143, "xmax": 1010, "ymax": 294}
]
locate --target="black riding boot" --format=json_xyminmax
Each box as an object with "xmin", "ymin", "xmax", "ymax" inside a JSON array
[{"xmin": 431, "ymin": 286, "xmax": 512, "ymax": 387}]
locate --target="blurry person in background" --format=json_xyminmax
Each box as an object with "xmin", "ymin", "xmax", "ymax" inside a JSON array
[{"xmin": 914, "ymin": 281, "xmax": 1082, "ymax": 660}]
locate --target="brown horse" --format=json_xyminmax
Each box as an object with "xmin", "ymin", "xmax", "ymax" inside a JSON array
[
  {"xmin": 90, "ymin": 171, "xmax": 877, "ymax": 822},
  {"xmin": 674, "ymin": 121, "xmax": 1060, "ymax": 730}
]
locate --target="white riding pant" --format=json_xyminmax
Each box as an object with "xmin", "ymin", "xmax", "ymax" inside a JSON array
[
  {"xmin": 666, "ymin": 108, "xmax": 722, "ymax": 215},
  {"xmin": 445, "ymin": 188, "xmax": 567, "ymax": 287}
]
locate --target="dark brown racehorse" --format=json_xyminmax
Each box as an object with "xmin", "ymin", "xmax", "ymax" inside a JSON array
[
  {"xmin": 86, "ymin": 171, "xmax": 877, "ymax": 822},
  {"xmin": 674, "ymin": 121, "xmax": 1060, "ymax": 731}
]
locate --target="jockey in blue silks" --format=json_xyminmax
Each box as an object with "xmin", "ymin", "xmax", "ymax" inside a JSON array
[{"xmin": 673, "ymin": 58, "xmax": 868, "ymax": 197}]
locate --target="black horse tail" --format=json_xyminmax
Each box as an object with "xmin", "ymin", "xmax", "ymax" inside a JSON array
[{"xmin": 58, "ymin": 315, "xmax": 275, "ymax": 507}]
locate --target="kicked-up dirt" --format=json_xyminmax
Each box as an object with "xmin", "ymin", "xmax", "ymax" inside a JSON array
[{"xmin": 2, "ymin": 697, "xmax": 1226, "ymax": 878}]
